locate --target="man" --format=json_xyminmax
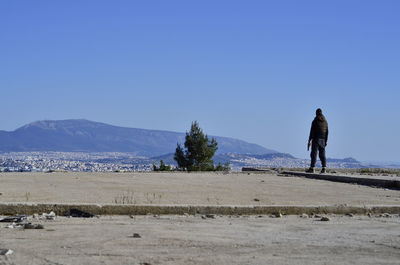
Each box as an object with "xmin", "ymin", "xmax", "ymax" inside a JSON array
[{"xmin": 307, "ymin": 108, "xmax": 329, "ymax": 173}]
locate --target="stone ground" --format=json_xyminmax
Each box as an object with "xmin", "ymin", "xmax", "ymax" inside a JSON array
[
  {"xmin": 0, "ymin": 172, "xmax": 399, "ymax": 205},
  {"xmin": 0, "ymin": 172, "xmax": 399, "ymax": 265},
  {"xmin": 0, "ymin": 215, "xmax": 399, "ymax": 265}
]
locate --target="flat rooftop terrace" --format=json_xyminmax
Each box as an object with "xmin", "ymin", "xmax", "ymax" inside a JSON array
[{"xmin": 0, "ymin": 172, "xmax": 398, "ymax": 207}]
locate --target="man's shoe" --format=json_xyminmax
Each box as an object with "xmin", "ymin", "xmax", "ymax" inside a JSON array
[
  {"xmin": 306, "ymin": 167, "xmax": 315, "ymax": 173},
  {"xmin": 320, "ymin": 167, "xmax": 326, "ymax": 174}
]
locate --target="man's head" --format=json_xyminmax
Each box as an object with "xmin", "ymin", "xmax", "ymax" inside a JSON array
[{"xmin": 316, "ymin": 108, "xmax": 323, "ymax": 116}]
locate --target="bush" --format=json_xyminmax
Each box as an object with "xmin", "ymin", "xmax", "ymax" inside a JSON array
[
  {"xmin": 152, "ymin": 160, "xmax": 172, "ymax": 171},
  {"xmin": 214, "ymin": 162, "xmax": 230, "ymax": 172},
  {"xmin": 174, "ymin": 121, "xmax": 226, "ymax": 171}
]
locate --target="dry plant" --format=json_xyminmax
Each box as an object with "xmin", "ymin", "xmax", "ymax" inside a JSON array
[
  {"xmin": 25, "ymin": 192, "xmax": 31, "ymax": 202},
  {"xmin": 145, "ymin": 192, "xmax": 162, "ymax": 204},
  {"xmin": 113, "ymin": 190, "xmax": 136, "ymax": 204},
  {"xmin": 206, "ymin": 196, "xmax": 221, "ymax": 205}
]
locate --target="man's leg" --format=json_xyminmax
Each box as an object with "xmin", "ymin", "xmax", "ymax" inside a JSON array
[
  {"xmin": 318, "ymin": 144, "xmax": 326, "ymax": 168},
  {"xmin": 319, "ymin": 145, "xmax": 327, "ymax": 170},
  {"xmin": 310, "ymin": 141, "xmax": 318, "ymax": 168}
]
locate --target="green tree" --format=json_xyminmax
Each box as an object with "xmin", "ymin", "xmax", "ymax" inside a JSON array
[
  {"xmin": 152, "ymin": 160, "xmax": 172, "ymax": 171},
  {"xmin": 174, "ymin": 144, "xmax": 189, "ymax": 169},
  {"xmin": 214, "ymin": 162, "xmax": 230, "ymax": 172},
  {"xmin": 174, "ymin": 121, "xmax": 219, "ymax": 171}
]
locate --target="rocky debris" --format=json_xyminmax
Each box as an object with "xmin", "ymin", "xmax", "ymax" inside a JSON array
[
  {"xmin": 5, "ymin": 223, "xmax": 20, "ymax": 229},
  {"xmin": 44, "ymin": 211, "xmax": 56, "ymax": 220},
  {"xmin": 270, "ymin": 212, "xmax": 283, "ymax": 218},
  {"xmin": 0, "ymin": 215, "xmax": 27, "ymax": 223},
  {"xmin": 0, "ymin": 249, "xmax": 13, "ymax": 256},
  {"xmin": 33, "ymin": 211, "xmax": 56, "ymax": 220},
  {"xmin": 1, "ymin": 215, "xmax": 28, "ymax": 228},
  {"xmin": 320, "ymin": 216, "xmax": 330, "ymax": 221},
  {"xmin": 5, "ymin": 221, "xmax": 44, "ymax": 229},
  {"xmin": 378, "ymin": 213, "xmax": 392, "ymax": 218},
  {"xmin": 32, "ymin": 212, "xmax": 56, "ymax": 220},
  {"xmin": 23, "ymin": 223, "xmax": 44, "ymax": 229},
  {"xmin": 201, "ymin": 214, "xmax": 216, "ymax": 219},
  {"xmin": 300, "ymin": 213, "xmax": 309, "ymax": 218},
  {"xmin": 65, "ymin": 208, "xmax": 95, "ymax": 218},
  {"xmin": 313, "ymin": 214, "xmax": 322, "ymax": 218},
  {"xmin": 345, "ymin": 213, "xmax": 354, "ymax": 217},
  {"xmin": 61, "ymin": 246, "xmax": 72, "ymax": 249},
  {"xmin": 132, "ymin": 233, "xmax": 141, "ymax": 238}
]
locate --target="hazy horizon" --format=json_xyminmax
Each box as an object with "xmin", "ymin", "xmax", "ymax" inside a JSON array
[
  {"xmin": 1, "ymin": 1, "xmax": 399, "ymax": 162},
  {"xmin": 0, "ymin": 118, "xmax": 398, "ymax": 164}
]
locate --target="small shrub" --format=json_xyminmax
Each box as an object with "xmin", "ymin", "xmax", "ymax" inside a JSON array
[
  {"xmin": 214, "ymin": 163, "xmax": 230, "ymax": 172},
  {"xmin": 145, "ymin": 192, "xmax": 162, "ymax": 204},
  {"xmin": 153, "ymin": 160, "xmax": 172, "ymax": 171},
  {"xmin": 114, "ymin": 190, "xmax": 136, "ymax": 204},
  {"xmin": 25, "ymin": 192, "xmax": 31, "ymax": 202}
]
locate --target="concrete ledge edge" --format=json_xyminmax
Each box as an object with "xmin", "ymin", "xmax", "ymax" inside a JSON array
[
  {"xmin": 0, "ymin": 203, "xmax": 399, "ymax": 216},
  {"xmin": 281, "ymin": 171, "xmax": 400, "ymax": 190}
]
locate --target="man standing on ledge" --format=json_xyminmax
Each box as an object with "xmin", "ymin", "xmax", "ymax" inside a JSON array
[{"xmin": 307, "ymin": 108, "xmax": 329, "ymax": 173}]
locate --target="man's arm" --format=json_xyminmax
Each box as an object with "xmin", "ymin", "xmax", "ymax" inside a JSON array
[
  {"xmin": 325, "ymin": 123, "xmax": 329, "ymax": 146},
  {"xmin": 308, "ymin": 121, "xmax": 314, "ymax": 150}
]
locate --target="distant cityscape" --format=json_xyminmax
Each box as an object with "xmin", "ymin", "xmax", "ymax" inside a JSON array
[
  {"xmin": 0, "ymin": 152, "xmax": 372, "ymax": 172},
  {"xmin": 1, "ymin": 119, "xmax": 397, "ymax": 172},
  {"xmin": 0, "ymin": 152, "xmax": 151, "ymax": 172}
]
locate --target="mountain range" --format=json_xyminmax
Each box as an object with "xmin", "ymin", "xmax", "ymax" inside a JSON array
[{"xmin": 0, "ymin": 119, "xmax": 276, "ymax": 157}]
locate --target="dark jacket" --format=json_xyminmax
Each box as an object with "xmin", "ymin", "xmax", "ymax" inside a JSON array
[{"xmin": 309, "ymin": 114, "xmax": 329, "ymax": 143}]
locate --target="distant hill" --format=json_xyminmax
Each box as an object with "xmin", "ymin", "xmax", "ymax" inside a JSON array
[{"xmin": 0, "ymin": 119, "xmax": 276, "ymax": 157}]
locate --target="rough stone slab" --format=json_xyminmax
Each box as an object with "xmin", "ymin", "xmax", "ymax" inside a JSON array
[
  {"xmin": 2, "ymin": 172, "xmax": 399, "ymax": 206},
  {"xmin": 2, "ymin": 215, "xmax": 400, "ymax": 265},
  {"xmin": 0, "ymin": 203, "xmax": 399, "ymax": 216},
  {"xmin": 280, "ymin": 171, "xmax": 400, "ymax": 190}
]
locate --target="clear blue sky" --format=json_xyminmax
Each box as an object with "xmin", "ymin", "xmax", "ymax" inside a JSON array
[{"xmin": 1, "ymin": 0, "xmax": 399, "ymax": 162}]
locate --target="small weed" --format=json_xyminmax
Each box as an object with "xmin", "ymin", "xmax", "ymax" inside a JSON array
[
  {"xmin": 145, "ymin": 193, "xmax": 162, "ymax": 204},
  {"xmin": 206, "ymin": 196, "xmax": 221, "ymax": 205},
  {"xmin": 114, "ymin": 190, "xmax": 136, "ymax": 204},
  {"xmin": 25, "ymin": 192, "xmax": 31, "ymax": 202}
]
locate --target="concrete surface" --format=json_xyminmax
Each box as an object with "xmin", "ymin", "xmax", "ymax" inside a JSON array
[
  {"xmin": 1, "ymin": 172, "xmax": 399, "ymax": 264},
  {"xmin": 1, "ymin": 172, "xmax": 399, "ymax": 206},
  {"xmin": 0, "ymin": 215, "xmax": 399, "ymax": 265}
]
